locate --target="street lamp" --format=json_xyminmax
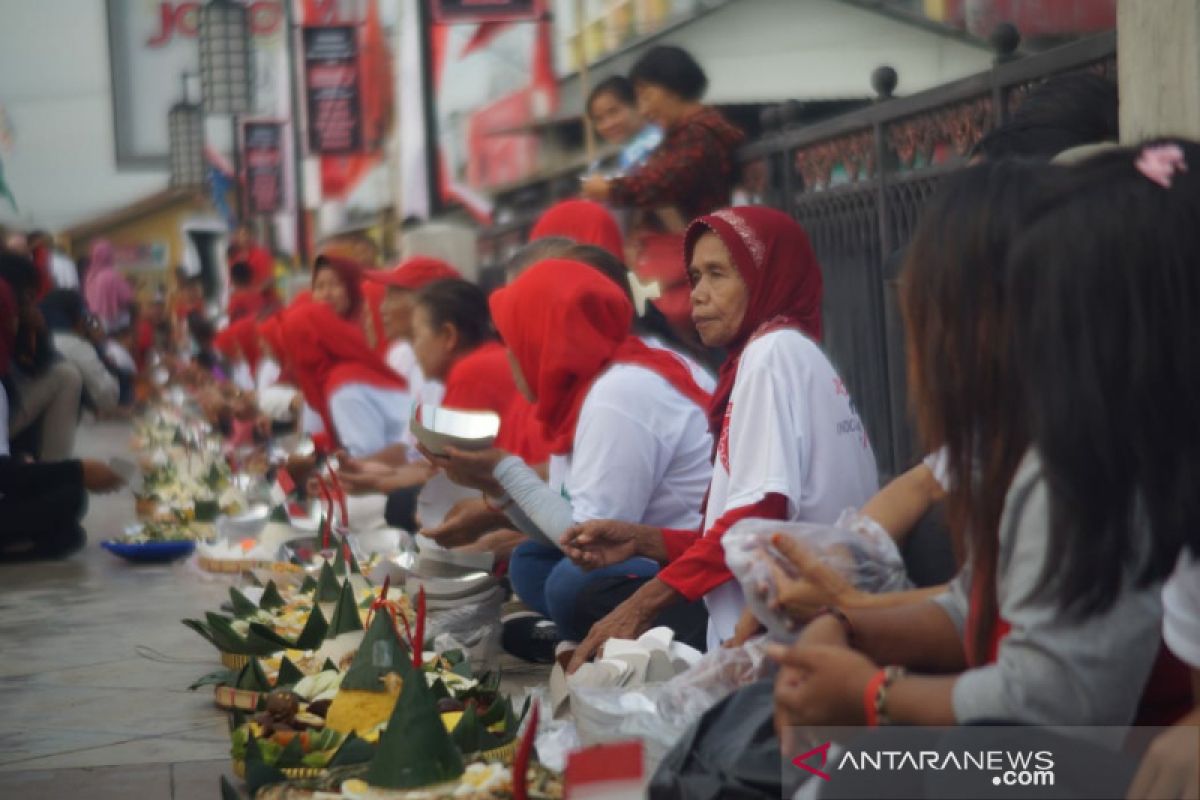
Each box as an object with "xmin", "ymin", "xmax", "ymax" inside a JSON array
[
  {"xmin": 167, "ymin": 93, "xmax": 205, "ymax": 188},
  {"xmin": 198, "ymin": 0, "xmax": 254, "ymax": 115}
]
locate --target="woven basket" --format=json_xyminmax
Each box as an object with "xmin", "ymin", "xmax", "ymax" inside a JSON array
[
  {"xmin": 214, "ymin": 685, "xmax": 261, "ymax": 711},
  {"xmin": 220, "ymin": 651, "xmax": 251, "ymax": 670},
  {"xmin": 476, "ymin": 740, "xmax": 517, "ymax": 763},
  {"xmin": 232, "ymin": 759, "xmax": 326, "ymax": 780}
]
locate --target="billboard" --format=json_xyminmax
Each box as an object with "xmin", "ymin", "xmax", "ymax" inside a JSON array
[
  {"xmin": 243, "ymin": 120, "xmax": 285, "ymax": 215},
  {"xmin": 302, "ymin": 26, "xmax": 363, "ymax": 155},
  {"xmin": 106, "ymin": 0, "xmax": 287, "ymax": 168}
]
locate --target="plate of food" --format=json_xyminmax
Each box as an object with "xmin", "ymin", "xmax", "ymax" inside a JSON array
[
  {"xmin": 409, "ymin": 405, "xmax": 500, "ymax": 457},
  {"xmin": 102, "ymin": 521, "xmax": 200, "ymax": 563}
]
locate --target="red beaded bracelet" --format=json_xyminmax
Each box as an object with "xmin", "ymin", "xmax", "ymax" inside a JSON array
[{"xmin": 863, "ymin": 668, "xmax": 888, "ymax": 727}]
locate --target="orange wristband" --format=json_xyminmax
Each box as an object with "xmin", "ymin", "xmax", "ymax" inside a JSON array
[{"xmin": 863, "ymin": 668, "xmax": 888, "ymax": 727}]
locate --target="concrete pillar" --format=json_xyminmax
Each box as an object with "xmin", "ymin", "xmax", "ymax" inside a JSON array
[{"xmin": 1118, "ymin": 0, "xmax": 1200, "ymax": 142}]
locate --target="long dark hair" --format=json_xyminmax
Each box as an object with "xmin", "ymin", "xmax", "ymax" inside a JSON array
[
  {"xmin": 1009, "ymin": 139, "xmax": 1200, "ymax": 617},
  {"xmin": 900, "ymin": 160, "xmax": 1064, "ymax": 663}
]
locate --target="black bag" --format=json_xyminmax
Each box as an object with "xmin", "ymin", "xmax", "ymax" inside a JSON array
[{"xmin": 649, "ymin": 678, "xmax": 803, "ymax": 800}]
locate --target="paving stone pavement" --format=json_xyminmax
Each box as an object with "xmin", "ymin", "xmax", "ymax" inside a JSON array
[{"xmin": 0, "ymin": 419, "xmax": 550, "ymax": 799}]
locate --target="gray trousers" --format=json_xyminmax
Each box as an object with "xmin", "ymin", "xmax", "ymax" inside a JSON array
[{"xmin": 9, "ymin": 360, "xmax": 82, "ymax": 460}]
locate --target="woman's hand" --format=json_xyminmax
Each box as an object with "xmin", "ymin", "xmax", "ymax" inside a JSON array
[
  {"xmin": 457, "ymin": 529, "xmax": 526, "ymax": 560},
  {"xmin": 81, "ymin": 460, "xmax": 125, "ymax": 493},
  {"xmin": 560, "ymin": 520, "xmax": 666, "ymax": 569},
  {"xmin": 418, "ymin": 445, "xmax": 506, "ymax": 496},
  {"xmin": 770, "ymin": 642, "xmax": 879, "ymax": 730},
  {"xmin": 1126, "ymin": 709, "xmax": 1200, "ymax": 800},
  {"xmin": 724, "ymin": 606, "xmax": 765, "ymax": 648},
  {"xmin": 420, "ymin": 496, "xmax": 504, "ymax": 547},
  {"xmin": 759, "ymin": 534, "xmax": 862, "ymax": 625},
  {"xmin": 580, "ymin": 174, "xmax": 611, "ymax": 202}
]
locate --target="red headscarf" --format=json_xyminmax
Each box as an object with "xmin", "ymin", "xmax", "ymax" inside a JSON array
[
  {"xmin": 228, "ymin": 288, "xmax": 265, "ymax": 322},
  {"xmin": 684, "ymin": 207, "xmax": 823, "ymax": 437},
  {"xmin": 364, "ymin": 256, "xmax": 461, "ymax": 290},
  {"xmin": 489, "ymin": 259, "xmax": 711, "ymax": 455},
  {"xmin": 0, "ymin": 280, "xmax": 16, "ymax": 376},
  {"xmin": 312, "ymin": 255, "xmax": 365, "ymax": 320},
  {"xmin": 280, "ymin": 302, "xmax": 408, "ymax": 447},
  {"xmin": 530, "ymin": 200, "xmax": 624, "ymax": 260},
  {"xmin": 214, "ymin": 318, "xmax": 262, "ymax": 377}
]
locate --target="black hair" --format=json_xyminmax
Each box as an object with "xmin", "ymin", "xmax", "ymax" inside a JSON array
[
  {"xmin": 973, "ymin": 72, "xmax": 1118, "ymax": 162},
  {"xmin": 41, "ymin": 289, "xmax": 86, "ymax": 331},
  {"xmin": 0, "ymin": 252, "xmax": 56, "ymax": 377},
  {"xmin": 588, "ymin": 75, "xmax": 637, "ymax": 113},
  {"xmin": 1008, "ymin": 138, "xmax": 1200, "ymax": 617},
  {"xmin": 902, "ymin": 159, "xmax": 1067, "ymax": 661},
  {"xmin": 187, "ymin": 310, "xmax": 216, "ymax": 345},
  {"xmin": 505, "ymin": 237, "xmax": 576, "ymax": 279},
  {"xmin": 230, "ymin": 261, "xmax": 254, "ymax": 288},
  {"xmin": 629, "ymin": 45, "xmax": 708, "ymax": 102},
  {"xmin": 414, "ymin": 279, "xmax": 494, "ymax": 352}
]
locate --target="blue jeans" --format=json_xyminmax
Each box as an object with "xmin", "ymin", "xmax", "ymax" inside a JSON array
[{"xmin": 508, "ymin": 540, "xmax": 660, "ymax": 641}]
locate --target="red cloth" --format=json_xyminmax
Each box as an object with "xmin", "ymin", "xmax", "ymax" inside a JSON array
[
  {"xmin": 360, "ymin": 279, "xmax": 389, "ymax": 354},
  {"xmin": 608, "ymin": 106, "xmax": 744, "ymax": 222},
  {"xmin": 30, "ymin": 245, "xmax": 52, "ymax": 300},
  {"xmin": 657, "ymin": 493, "xmax": 789, "ymax": 601},
  {"xmin": 530, "ymin": 200, "xmax": 624, "ymax": 260},
  {"xmin": 442, "ymin": 341, "xmax": 551, "ymax": 464},
  {"xmin": 364, "ymin": 256, "xmax": 461, "ymax": 290},
  {"xmin": 280, "ymin": 302, "xmax": 408, "ymax": 448},
  {"xmin": 229, "ymin": 244, "xmax": 274, "ymax": 290},
  {"xmin": 135, "ymin": 318, "xmax": 155, "ymax": 369},
  {"xmin": 228, "ymin": 288, "xmax": 265, "ymax": 322},
  {"xmin": 488, "ymin": 259, "xmax": 711, "ymax": 456},
  {"xmin": 312, "ymin": 255, "xmax": 365, "ymax": 321},
  {"xmin": 0, "ymin": 280, "xmax": 16, "ymax": 376},
  {"xmin": 685, "ymin": 207, "xmax": 824, "ymax": 438}
]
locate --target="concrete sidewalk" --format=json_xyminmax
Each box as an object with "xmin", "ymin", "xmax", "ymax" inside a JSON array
[
  {"xmin": 0, "ymin": 420, "xmax": 233, "ymax": 799},
  {"xmin": 0, "ymin": 418, "xmax": 551, "ymax": 799}
]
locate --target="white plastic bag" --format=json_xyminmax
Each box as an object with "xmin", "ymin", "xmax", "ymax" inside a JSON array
[
  {"xmin": 723, "ymin": 510, "xmax": 911, "ymax": 640},
  {"xmin": 570, "ymin": 638, "xmax": 774, "ymax": 772}
]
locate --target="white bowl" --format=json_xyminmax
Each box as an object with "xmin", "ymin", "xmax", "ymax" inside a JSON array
[{"xmin": 409, "ymin": 404, "xmax": 500, "ymax": 457}]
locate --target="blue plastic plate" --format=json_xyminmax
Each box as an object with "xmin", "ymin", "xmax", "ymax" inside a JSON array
[{"xmin": 101, "ymin": 539, "xmax": 196, "ymax": 563}]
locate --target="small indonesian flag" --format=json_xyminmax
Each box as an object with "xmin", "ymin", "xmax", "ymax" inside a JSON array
[
  {"xmin": 271, "ymin": 468, "xmax": 296, "ymax": 506},
  {"xmin": 565, "ymin": 741, "xmax": 645, "ymax": 799}
]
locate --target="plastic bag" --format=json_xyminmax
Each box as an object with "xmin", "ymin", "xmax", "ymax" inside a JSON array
[
  {"xmin": 570, "ymin": 638, "xmax": 775, "ymax": 773},
  {"xmin": 723, "ymin": 510, "xmax": 911, "ymax": 641}
]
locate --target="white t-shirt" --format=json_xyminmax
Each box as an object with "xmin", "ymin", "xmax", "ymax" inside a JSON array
[
  {"xmin": 104, "ymin": 340, "xmax": 136, "ymax": 374},
  {"xmin": 230, "ymin": 361, "xmax": 256, "ymax": 393},
  {"xmin": 639, "ymin": 334, "xmax": 717, "ymax": 394},
  {"xmin": 1163, "ymin": 552, "xmax": 1200, "ymax": 669},
  {"xmin": 706, "ymin": 329, "xmax": 880, "ymax": 643},
  {"xmin": 51, "ymin": 251, "xmax": 79, "ymax": 290},
  {"xmin": 256, "ymin": 357, "xmax": 282, "ymax": 392},
  {"xmin": 547, "ymin": 363, "xmax": 712, "ymax": 530},
  {"xmin": 386, "ymin": 340, "xmax": 444, "ymax": 406},
  {"xmin": 328, "ymin": 383, "xmax": 412, "ymax": 458}
]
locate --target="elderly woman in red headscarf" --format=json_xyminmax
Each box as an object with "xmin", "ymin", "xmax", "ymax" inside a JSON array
[
  {"xmin": 560, "ymin": 207, "xmax": 880, "ymax": 666},
  {"xmin": 363, "ymin": 256, "xmax": 461, "ymax": 405},
  {"xmin": 280, "ymin": 301, "xmax": 411, "ymax": 459},
  {"xmin": 423, "ymin": 259, "xmax": 714, "ymax": 651}
]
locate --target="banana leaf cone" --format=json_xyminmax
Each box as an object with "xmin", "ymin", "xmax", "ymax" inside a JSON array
[{"xmin": 365, "ymin": 658, "xmax": 464, "ymax": 790}]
